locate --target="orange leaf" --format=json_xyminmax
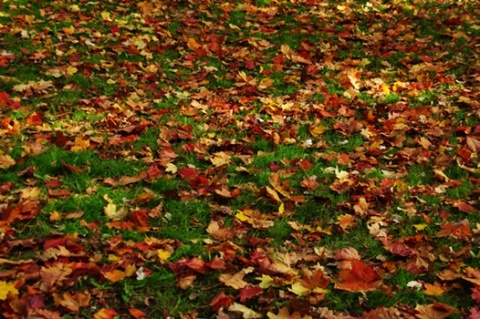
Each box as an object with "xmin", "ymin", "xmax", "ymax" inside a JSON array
[
  {"xmin": 300, "ymin": 176, "xmax": 318, "ymax": 190},
  {"xmin": 424, "ymin": 282, "xmax": 445, "ymax": 296},
  {"xmin": 337, "ymin": 214, "xmax": 355, "ymax": 230},
  {"xmin": 128, "ymin": 308, "xmax": 147, "ymax": 319},
  {"xmin": 335, "ymin": 259, "xmax": 380, "ymax": 292},
  {"xmin": 103, "ymin": 269, "xmax": 125, "ymax": 283},
  {"xmin": 93, "ymin": 308, "xmax": 119, "ymax": 319}
]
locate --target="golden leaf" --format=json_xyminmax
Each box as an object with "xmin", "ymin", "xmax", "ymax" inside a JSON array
[{"xmin": 0, "ymin": 281, "xmax": 18, "ymax": 300}]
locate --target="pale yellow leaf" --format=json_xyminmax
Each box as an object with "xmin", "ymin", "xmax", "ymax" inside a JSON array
[
  {"xmin": 165, "ymin": 163, "xmax": 177, "ymax": 174},
  {"xmin": 228, "ymin": 302, "xmax": 262, "ymax": 318}
]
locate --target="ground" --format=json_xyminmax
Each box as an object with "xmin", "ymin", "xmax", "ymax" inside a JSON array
[{"xmin": 0, "ymin": 0, "xmax": 480, "ymax": 318}]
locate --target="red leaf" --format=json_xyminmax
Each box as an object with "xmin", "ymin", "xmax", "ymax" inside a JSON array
[
  {"xmin": 178, "ymin": 167, "xmax": 200, "ymax": 181},
  {"xmin": 245, "ymin": 60, "xmax": 255, "ymax": 70},
  {"xmin": 210, "ymin": 291, "xmax": 235, "ymax": 311},
  {"xmin": 471, "ymin": 286, "xmax": 480, "ymax": 303},
  {"xmin": 469, "ymin": 308, "xmax": 480, "ymax": 319},
  {"xmin": 239, "ymin": 285, "xmax": 263, "ymax": 303}
]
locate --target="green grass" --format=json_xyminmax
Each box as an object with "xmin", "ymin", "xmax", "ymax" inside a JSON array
[{"xmin": 0, "ymin": 0, "xmax": 479, "ymax": 317}]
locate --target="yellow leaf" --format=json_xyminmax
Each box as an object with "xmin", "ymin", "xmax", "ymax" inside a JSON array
[
  {"xmin": 66, "ymin": 65, "xmax": 77, "ymax": 75},
  {"xmin": 101, "ymin": 11, "xmax": 111, "ymax": 21},
  {"xmin": 0, "ymin": 154, "xmax": 15, "ymax": 169},
  {"xmin": 157, "ymin": 249, "xmax": 172, "ymax": 261},
  {"xmin": 69, "ymin": 5, "xmax": 80, "ymax": 12},
  {"xmin": 414, "ymin": 224, "xmax": 428, "ymax": 231},
  {"xmin": 20, "ymin": 187, "xmax": 41, "ymax": 199},
  {"xmin": 209, "ymin": 152, "xmax": 231, "ymax": 167},
  {"xmin": 104, "ymin": 203, "xmax": 117, "ymax": 217},
  {"xmin": 235, "ymin": 210, "xmax": 249, "ymax": 222},
  {"xmin": 103, "ymin": 203, "xmax": 127, "ymax": 220},
  {"xmin": 278, "ymin": 203, "xmax": 285, "ymax": 215},
  {"xmin": 289, "ymin": 282, "xmax": 310, "ymax": 296},
  {"xmin": 309, "ymin": 125, "xmax": 325, "ymax": 137},
  {"xmin": 0, "ymin": 281, "xmax": 18, "ymax": 300},
  {"xmin": 63, "ymin": 26, "xmax": 75, "ymax": 35},
  {"xmin": 228, "ymin": 302, "xmax": 261, "ymax": 318},
  {"xmin": 165, "ymin": 163, "xmax": 177, "ymax": 174},
  {"xmin": 265, "ymin": 186, "xmax": 282, "ymax": 203},
  {"xmin": 256, "ymin": 274, "xmax": 282, "ymax": 289}
]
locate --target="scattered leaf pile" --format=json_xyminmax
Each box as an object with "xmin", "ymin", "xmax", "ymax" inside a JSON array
[{"xmin": 0, "ymin": 0, "xmax": 480, "ymax": 318}]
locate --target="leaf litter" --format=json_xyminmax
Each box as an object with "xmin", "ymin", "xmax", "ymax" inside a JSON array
[{"xmin": 0, "ymin": 0, "xmax": 480, "ymax": 318}]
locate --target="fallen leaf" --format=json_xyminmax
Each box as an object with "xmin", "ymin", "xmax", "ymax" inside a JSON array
[
  {"xmin": 228, "ymin": 302, "xmax": 262, "ymax": 318},
  {"xmin": 0, "ymin": 154, "xmax": 15, "ymax": 169},
  {"xmin": 93, "ymin": 308, "xmax": 119, "ymax": 319},
  {"xmin": 424, "ymin": 282, "xmax": 445, "ymax": 296},
  {"xmin": 415, "ymin": 303, "xmax": 455, "ymax": 319},
  {"xmin": 0, "ymin": 281, "xmax": 18, "ymax": 300}
]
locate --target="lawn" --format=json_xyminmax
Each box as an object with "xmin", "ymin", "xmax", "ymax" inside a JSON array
[{"xmin": 0, "ymin": 0, "xmax": 480, "ymax": 318}]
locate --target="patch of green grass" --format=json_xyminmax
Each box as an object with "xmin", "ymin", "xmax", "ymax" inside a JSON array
[{"xmin": 133, "ymin": 126, "xmax": 160, "ymax": 152}]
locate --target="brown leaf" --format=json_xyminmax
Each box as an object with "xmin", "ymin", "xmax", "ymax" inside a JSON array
[
  {"xmin": 54, "ymin": 291, "xmax": 91, "ymax": 312},
  {"xmin": 415, "ymin": 303, "xmax": 456, "ymax": 319},
  {"xmin": 219, "ymin": 267, "xmax": 254, "ymax": 290},
  {"xmin": 235, "ymin": 208, "xmax": 274, "ymax": 229},
  {"xmin": 207, "ymin": 220, "xmax": 234, "ymax": 241}
]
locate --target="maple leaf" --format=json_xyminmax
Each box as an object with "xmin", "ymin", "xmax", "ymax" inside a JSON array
[
  {"xmin": 210, "ymin": 291, "xmax": 235, "ymax": 311},
  {"xmin": 209, "ymin": 151, "xmax": 231, "ymax": 167},
  {"xmin": 334, "ymin": 259, "xmax": 381, "ymax": 292},
  {"xmin": 1, "ymin": 199, "xmax": 41, "ymax": 224},
  {"xmin": 235, "ymin": 208, "xmax": 274, "ymax": 229},
  {"xmin": 466, "ymin": 136, "xmax": 480, "ymax": 152},
  {"xmin": 300, "ymin": 176, "xmax": 319, "ymax": 190},
  {"xmin": 471, "ymin": 286, "xmax": 480, "ymax": 303},
  {"xmin": 424, "ymin": 282, "xmax": 445, "ymax": 296},
  {"xmin": 256, "ymin": 274, "xmax": 283, "ymax": 289},
  {"xmin": 219, "ymin": 267, "xmax": 254, "ymax": 289},
  {"xmin": 265, "ymin": 186, "xmax": 282, "ymax": 203},
  {"xmin": 177, "ymin": 274, "xmax": 196, "ymax": 289},
  {"xmin": 129, "ymin": 308, "xmax": 147, "ymax": 319},
  {"xmin": 207, "ymin": 220, "xmax": 234, "ymax": 241},
  {"xmin": 0, "ymin": 281, "xmax": 18, "ymax": 300},
  {"xmin": 53, "ymin": 291, "xmax": 91, "ymax": 312},
  {"xmin": 103, "ymin": 195, "xmax": 127, "ymax": 220},
  {"xmin": 267, "ymin": 307, "xmax": 308, "ymax": 319},
  {"xmin": 239, "ymin": 285, "xmax": 263, "ymax": 303},
  {"xmin": 470, "ymin": 308, "xmax": 480, "ymax": 319},
  {"xmin": 40, "ymin": 263, "xmax": 73, "ymax": 291},
  {"xmin": 269, "ymin": 173, "xmax": 291, "ymax": 198},
  {"xmin": 157, "ymin": 248, "xmax": 172, "ymax": 262},
  {"xmin": 415, "ymin": 303, "xmax": 456, "ymax": 319},
  {"xmin": 337, "ymin": 214, "xmax": 355, "ymax": 230},
  {"xmin": 0, "ymin": 154, "xmax": 15, "ymax": 169},
  {"xmin": 93, "ymin": 308, "xmax": 119, "ymax": 319},
  {"xmin": 228, "ymin": 302, "xmax": 262, "ymax": 318}
]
